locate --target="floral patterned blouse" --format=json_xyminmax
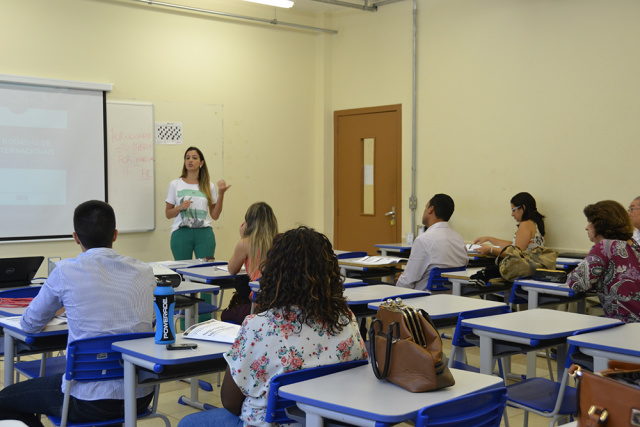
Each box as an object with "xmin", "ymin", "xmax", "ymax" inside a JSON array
[
  {"xmin": 512, "ymin": 223, "xmax": 545, "ymax": 251},
  {"xmin": 223, "ymin": 306, "xmax": 368, "ymax": 427},
  {"xmin": 567, "ymin": 239, "xmax": 640, "ymax": 323}
]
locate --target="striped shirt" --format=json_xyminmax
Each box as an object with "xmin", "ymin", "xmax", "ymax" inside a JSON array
[{"xmin": 21, "ymin": 247, "xmax": 155, "ymax": 400}]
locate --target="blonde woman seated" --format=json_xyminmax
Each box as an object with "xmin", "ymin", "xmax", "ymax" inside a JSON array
[
  {"xmin": 567, "ymin": 200, "xmax": 640, "ymax": 323},
  {"xmin": 474, "ymin": 192, "xmax": 546, "ymax": 256},
  {"xmin": 222, "ymin": 202, "xmax": 278, "ymax": 324}
]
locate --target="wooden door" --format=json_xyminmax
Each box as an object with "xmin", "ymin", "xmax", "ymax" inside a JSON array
[{"xmin": 334, "ymin": 105, "xmax": 402, "ymax": 254}]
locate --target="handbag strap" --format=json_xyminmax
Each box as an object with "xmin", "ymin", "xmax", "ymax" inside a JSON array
[{"xmin": 369, "ymin": 319, "xmax": 400, "ymax": 380}]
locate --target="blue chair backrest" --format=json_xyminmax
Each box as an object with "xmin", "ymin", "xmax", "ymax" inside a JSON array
[
  {"xmin": 64, "ymin": 332, "xmax": 154, "ymax": 382},
  {"xmin": 452, "ymin": 305, "xmax": 511, "ymax": 349},
  {"xmin": 265, "ymin": 359, "xmax": 369, "ymax": 424},
  {"xmin": 427, "ymin": 267, "xmax": 466, "ymax": 291},
  {"xmin": 416, "ymin": 387, "xmax": 507, "ymax": 427}
]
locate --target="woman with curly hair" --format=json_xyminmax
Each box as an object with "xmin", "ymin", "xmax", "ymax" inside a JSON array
[
  {"xmin": 178, "ymin": 226, "xmax": 368, "ymax": 427},
  {"xmin": 567, "ymin": 200, "xmax": 640, "ymax": 323}
]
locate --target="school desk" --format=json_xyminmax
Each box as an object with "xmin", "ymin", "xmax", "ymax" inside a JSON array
[
  {"xmin": 278, "ymin": 365, "xmax": 504, "ymax": 427},
  {"xmin": 113, "ymin": 334, "xmax": 231, "ymax": 427},
  {"xmin": 343, "ymin": 284, "xmax": 427, "ymax": 305},
  {"xmin": 567, "ymin": 322, "xmax": 639, "ymax": 372},
  {"xmin": 440, "ymin": 267, "xmax": 511, "ymax": 297},
  {"xmin": 367, "ymin": 294, "xmax": 506, "ymax": 328},
  {"xmin": 461, "ymin": 309, "xmax": 622, "ymax": 379},
  {"xmin": 0, "ymin": 316, "xmax": 68, "ymax": 386},
  {"xmin": 374, "ymin": 243, "xmax": 412, "ymax": 256},
  {"xmin": 512, "ymin": 279, "xmax": 586, "ymax": 312}
]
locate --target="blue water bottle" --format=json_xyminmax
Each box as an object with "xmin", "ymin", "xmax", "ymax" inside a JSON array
[{"xmin": 154, "ymin": 280, "xmax": 176, "ymax": 344}]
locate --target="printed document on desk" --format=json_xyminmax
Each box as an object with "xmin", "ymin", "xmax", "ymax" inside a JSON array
[
  {"xmin": 353, "ymin": 256, "xmax": 408, "ymax": 265},
  {"xmin": 0, "ymin": 315, "xmax": 68, "ymax": 331},
  {"xmin": 183, "ymin": 318, "xmax": 241, "ymax": 344}
]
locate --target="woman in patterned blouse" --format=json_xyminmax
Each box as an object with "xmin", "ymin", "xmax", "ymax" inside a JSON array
[
  {"xmin": 178, "ymin": 226, "xmax": 368, "ymax": 427},
  {"xmin": 567, "ymin": 200, "xmax": 640, "ymax": 323}
]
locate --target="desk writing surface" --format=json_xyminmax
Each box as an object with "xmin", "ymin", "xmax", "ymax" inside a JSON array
[
  {"xmin": 113, "ymin": 334, "xmax": 231, "ymax": 366},
  {"xmin": 515, "ymin": 279, "xmax": 571, "ymax": 291},
  {"xmin": 567, "ymin": 322, "xmax": 640, "ymax": 357},
  {"xmin": 279, "ymin": 366, "xmax": 503, "ymax": 423},
  {"xmin": 441, "ymin": 267, "xmax": 485, "ymax": 280},
  {"xmin": 461, "ymin": 309, "xmax": 621, "ymax": 340},
  {"xmin": 338, "ymin": 256, "xmax": 407, "ymax": 268},
  {"xmin": 177, "ymin": 265, "xmax": 244, "ymax": 283},
  {"xmin": 367, "ymin": 295, "xmax": 506, "ymax": 319},
  {"xmin": 344, "ymin": 285, "xmax": 427, "ymax": 305}
]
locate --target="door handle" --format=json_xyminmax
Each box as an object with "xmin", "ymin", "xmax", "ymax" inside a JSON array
[{"xmin": 384, "ymin": 207, "xmax": 396, "ymax": 226}]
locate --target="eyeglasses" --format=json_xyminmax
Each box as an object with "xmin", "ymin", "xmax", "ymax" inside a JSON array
[
  {"xmin": 511, "ymin": 206, "xmax": 522, "ymax": 213},
  {"xmin": 628, "ymin": 206, "xmax": 640, "ymax": 213}
]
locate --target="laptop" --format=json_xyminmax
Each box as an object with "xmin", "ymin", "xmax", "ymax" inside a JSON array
[{"xmin": 0, "ymin": 256, "xmax": 45, "ymax": 289}]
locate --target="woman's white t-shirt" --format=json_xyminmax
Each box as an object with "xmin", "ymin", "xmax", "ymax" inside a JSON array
[{"xmin": 166, "ymin": 178, "xmax": 218, "ymax": 233}]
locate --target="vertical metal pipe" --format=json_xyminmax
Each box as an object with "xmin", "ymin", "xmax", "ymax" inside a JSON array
[{"xmin": 410, "ymin": 0, "xmax": 418, "ymax": 235}]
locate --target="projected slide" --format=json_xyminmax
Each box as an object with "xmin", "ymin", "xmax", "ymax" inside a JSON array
[{"xmin": 0, "ymin": 82, "xmax": 106, "ymax": 241}]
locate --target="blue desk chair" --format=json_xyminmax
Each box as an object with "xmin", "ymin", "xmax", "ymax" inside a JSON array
[
  {"xmin": 46, "ymin": 332, "xmax": 170, "ymax": 427},
  {"xmin": 415, "ymin": 387, "xmax": 507, "ymax": 427},
  {"xmin": 426, "ymin": 267, "xmax": 465, "ymax": 292},
  {"xmin": 505, "ymin": 324, "xmax": 619, "ymax": 427},
  {"xmin": 448, "ymin": 305, "xmax": 511, "ymax": 376},
  {"xmin": 266, "ymin": 359, "xmax": 369, "ymax": 426}
]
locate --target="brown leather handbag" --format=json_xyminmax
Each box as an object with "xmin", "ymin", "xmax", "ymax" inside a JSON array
[
  {"xmin": 571, "ymin": 361, "xmax": 640, "ymax": 427},
  {"xmin": 369, "ymin": 298, "xmax": 455, "ymax": 392}
]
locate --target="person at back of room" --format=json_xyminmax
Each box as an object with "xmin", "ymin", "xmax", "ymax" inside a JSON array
[
  {"xmin": 627, "ymin": 195, "xmax": 640, "ymax": 245},
  {"xmin": 395, "ymin": 193, "xmax": 468, "ymax": 291},
  {"xmin": 474, "ymin": 191, "xmax": 546, "ymax": 257},
  {"xmin": 567, "ymin": 200, "xmax": 640, "ymax": 323},
  {"xmin": 0, "ymin": 200, "xmax": 155, "ymax": 427},
  {"xmin": 165, "ymin": 146, "xmax": 231, "ymax": 260},
  {"xmin": 177, "ymin": 226, "xmax": 368, "ymax": 427},
  {"xmin": 221, "ymin": 201, "xmax": 278, "ymax": 324}
]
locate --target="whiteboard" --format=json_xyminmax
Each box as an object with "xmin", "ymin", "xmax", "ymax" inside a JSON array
[{"xmin": 106, "ymin": 101, "xmax": 155, "ymax": 232}]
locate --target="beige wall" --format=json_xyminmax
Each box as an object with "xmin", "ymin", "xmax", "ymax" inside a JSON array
[
  {"xmin": 331, "ymin": 0, "xmax": 640, "ymax": 252},
  {"xmin": 2, "ymin": 0, "xmax": 640, "ymax": 277},
  {"xmin": 0, "ymin": 0, "xmax": 326, "ymax": 275}
]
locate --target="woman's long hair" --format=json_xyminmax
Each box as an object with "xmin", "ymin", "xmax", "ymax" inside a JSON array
[
  {"xmin": 511, "ymin": 192, "xmax": 546, "ymax": 236},
  {"xmin": 243, "ymin": 202, "xmax": 278, "ymax": 279},
  {"xmin": 256, "ymin": 226, "xmax": 350, "ymax": 335},
  {"xmin": 181, "ymin": 146, "xmax": 213, "ymax": 205}
]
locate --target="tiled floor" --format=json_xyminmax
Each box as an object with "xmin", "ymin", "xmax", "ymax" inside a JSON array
[{"xmin": 1, "ymin": 306, "xmax": 584, "ymax": 427}]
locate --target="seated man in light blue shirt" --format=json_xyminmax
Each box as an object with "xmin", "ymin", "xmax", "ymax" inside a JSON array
[
  {"xmin": 0, "ymin": 200, "xmax": 156, "ymax": 427},
  {"xmin": 396, "ymin": 194, "xmax": 468, "ymax": 291}
]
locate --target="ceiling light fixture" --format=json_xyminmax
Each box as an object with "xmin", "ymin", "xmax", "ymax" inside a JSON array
[{"xmin": 243, "ymin": 0, "xmax": 294, "ymax": 8}]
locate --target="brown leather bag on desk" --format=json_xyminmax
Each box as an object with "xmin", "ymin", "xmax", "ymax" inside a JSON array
[
  {"xmin": 369, "ymin": 298, "xmax": 455, "ymax": 392},
  {"xmin": 571, "ymin": 361, "xmax": 640, "ymax": 427}
]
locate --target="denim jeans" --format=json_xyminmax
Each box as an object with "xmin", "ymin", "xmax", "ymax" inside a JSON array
[
  {"xmin": 0, "ymin": 374, "xmax": 153, "ymax": 427},
  {"xmin": 177, "ymin": 408, "xmax": 244, "ymax": 427}
]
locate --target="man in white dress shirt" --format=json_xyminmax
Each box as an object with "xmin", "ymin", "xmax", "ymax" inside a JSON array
[
  {"xmin": 629, "ymin": 196, "xmax": 640, "ymax": 245},
  {"xmin": 0, "ymin": 200, "xmax": 155, "ymax": 427},
  {"xmin": 396, "ymin": 194, "xmax": 468, "ymax": 291}
]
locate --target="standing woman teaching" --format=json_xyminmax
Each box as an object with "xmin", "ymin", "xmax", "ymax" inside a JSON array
[
  {"xmin": 165, "ymin": 146, "xmax": 231, "ymax": 260},
  {"xmin": 474, "ymin": 192, "xmax": 546, "ymax": 256}
]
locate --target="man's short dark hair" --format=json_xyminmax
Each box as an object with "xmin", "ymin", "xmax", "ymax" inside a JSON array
[
  {"xmin": 428, "ymin": 194, "xmax": 455, "ymax": 221},
  {"xmin": 73, "ymin": 200, "xmax": 116, "ymax": 249}
]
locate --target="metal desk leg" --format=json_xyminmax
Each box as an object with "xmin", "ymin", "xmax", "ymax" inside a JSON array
[
  {"xmin": 527, "ymin": 290, "xmax": 539, "ymax": 310},
  {"xmin": 4, "ymin": 333, "xmax": 15, "ymax": 386},
  {"xmin": 123, "ymin": 359, "xmax": 137, "ymax": 427},
  {"xmin": 526, "ymin": 351, "xmax": 537, "ymax": 379},
  {"xmin": 479, "ymin": 335, "xmax": 494, "ymax": 375}
]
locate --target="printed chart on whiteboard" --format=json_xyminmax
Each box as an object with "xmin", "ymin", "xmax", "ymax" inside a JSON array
[{"xmin": 156, "ymin": 122, "xmax": 183, "ymax": 144}]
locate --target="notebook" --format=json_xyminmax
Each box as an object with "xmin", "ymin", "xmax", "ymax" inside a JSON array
[{"xmin": 0, "ymin": 256, "xmax": 44, "ymax": 289}]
